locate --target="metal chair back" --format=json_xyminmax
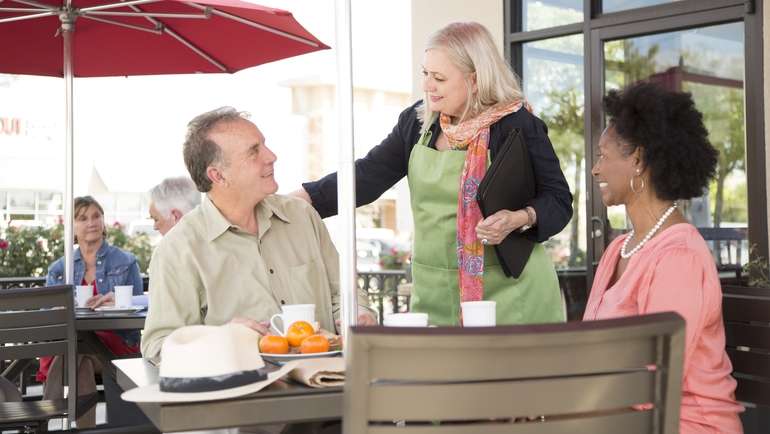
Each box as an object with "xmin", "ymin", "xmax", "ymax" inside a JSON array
[
  {"xmin": 723, "ymin": 284, "xmax": 770, "ymax": 407},
  {"xmin": 344, "ymin": 312, "xmax": 685, "ymax": 434},
  {"xmin": 0, "ymin": 285, "xmax": 78, "ymax": 429}
]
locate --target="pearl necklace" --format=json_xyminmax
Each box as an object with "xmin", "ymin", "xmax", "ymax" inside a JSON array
[{"xmin": 620, "ymin": 203, "xmax": 678, "ymax": 259}]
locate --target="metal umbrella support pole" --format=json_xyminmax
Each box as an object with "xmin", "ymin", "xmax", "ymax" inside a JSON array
[
  {"xmin": 335, "ymin": 0, "xmax": 357, "ymax": 354},
  {"xmin": 62, "ymin": 6, "xmax": 74, "ymax": 286}
]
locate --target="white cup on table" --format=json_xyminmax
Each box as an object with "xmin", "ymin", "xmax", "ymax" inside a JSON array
[
  {"xmin": 461, "ymin": 301, "xmax": 496, "ymax": 327},
  {"xmin": 75, "ymin": 285, "xmax": 92, "ymax": 308},
  {"xmin": 383, "ymin": 312, "xmax": 429, "ymax": 327},
  {"xmin": 114, "ymin": 285, "xmax": 134, "ymax": 308},
  {"xmin": 270, "ymin": 304, "xmax": 315, "ymax": 336}
]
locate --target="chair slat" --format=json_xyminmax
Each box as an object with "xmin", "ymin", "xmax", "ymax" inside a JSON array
[
  {"xmin": 368, "ymin": 370, "xmax": 656, "ymax": 420},
  {"xmin": 734, "ymin": 376, "xmax": 770, "ymax": 407},
  {"xmin": 366, "ymin": 410, "xmax": 652, "ymax": 434},
  {"xmin": 369, "ymin": 338, "xmax": 656, "ymax": 381},
  {"xmin": 0, "ymin": 285, "xmax": 74, "ymax": 311},
  {"xmin": 0, "ymin": 399, "xmax": 67, "ymax": 424},
  {"xmin": 723, "ymin": 294, "xmax": 770, "ymax": 323},
  {"xmin": 0, "ymin": 308, "xmax": 69, "ymax": 329},
  {"xmin": 727, "ymin": 348, "xmax": 770, "ymax": 379},
  {"xmin": 724, "ymin": 322, "xmax": 770, "ymax": 350},
  {"xmin": 0, "ymin": 324, "xmax": 69, "ymax": 344},
  {"xmin": 0, "ymin": 341, "xmax": 67, "ymax": 360}
]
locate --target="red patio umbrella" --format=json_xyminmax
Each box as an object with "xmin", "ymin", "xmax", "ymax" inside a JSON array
[{"xmin": 0, "ymin": 0, "xmax": 328, "ymax": 311}]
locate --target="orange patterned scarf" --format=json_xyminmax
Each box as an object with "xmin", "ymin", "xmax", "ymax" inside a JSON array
[{"xmin": 439, "ymin": 100, "xmax": 526, "ymax": 308}]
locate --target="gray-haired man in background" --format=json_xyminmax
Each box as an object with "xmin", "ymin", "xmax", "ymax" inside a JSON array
[{"xmin": 149, "ymin": 176, "xmax": 201, "ymax": 236}]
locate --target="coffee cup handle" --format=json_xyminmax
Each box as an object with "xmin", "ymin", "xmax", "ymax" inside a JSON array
[{"xmin": 270, "ymin": 313, "xmax": 285, "ymax": 336}]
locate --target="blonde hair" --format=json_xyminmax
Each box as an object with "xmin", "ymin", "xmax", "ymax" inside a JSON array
[{"xmin": 417, "ymin": 22, "xmax": 524, "ymax": 129}]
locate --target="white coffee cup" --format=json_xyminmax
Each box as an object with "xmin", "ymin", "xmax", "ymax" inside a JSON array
[
  {"xmin": 114, "ymin": 285, "xmax": 134, "ymax": 308},
  {"xmin": 461, "ymin": 301, "xmax": 496, "ymax": 327},
  {"xmin": 270, "ymin": 304, "xmax": 315, "ymax": 336},
  {"xmin": 75, "ymin": 285, "xmax": 92, "ymax": 308},
  {"xmin": 383, "ymin": 312, "xmax": 429, "ymax": 327}
]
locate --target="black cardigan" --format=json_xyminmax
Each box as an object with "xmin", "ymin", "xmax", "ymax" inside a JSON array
[{"xmin": 302, "ymin": 101, "xmax": 573, "ymax": 243}]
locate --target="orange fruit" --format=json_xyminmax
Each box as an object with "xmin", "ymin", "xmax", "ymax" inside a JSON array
[
  {"xmin": 299, "ymin": 334, "xmax": 330, "ymax": 354},
  {"xmin": 286, "ymin": 320, "xmax": 315, "ymax": 347},
  {"xmin": 259, "ymin": 335, "xmax": 289, "ymax": 354}
]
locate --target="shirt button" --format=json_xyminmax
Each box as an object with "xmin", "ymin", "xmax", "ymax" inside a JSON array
[
  {"xmin": 269, "ymin": 269, "xmax": 274, "ymax": 274},
  {"xmin": 99, "ymin": 278, "xmax": 103, "ymax": 282},
  {"xmin": 97, "ymin": 261, "xmax": 102, "ymax": 265}
]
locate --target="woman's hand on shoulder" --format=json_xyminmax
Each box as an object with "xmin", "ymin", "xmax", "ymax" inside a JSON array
[
  {"xmin": 475, "ymin": 209, "xmax": 529, "ymax": 245},
  {"xmin": 289, "ymin": 188, "xmax": 312, "ymax": 204}
]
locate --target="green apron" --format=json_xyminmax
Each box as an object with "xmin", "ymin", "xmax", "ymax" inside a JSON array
[{"xmin": 407, "ymin": 126, "xmax": 565, "ymax": 326}]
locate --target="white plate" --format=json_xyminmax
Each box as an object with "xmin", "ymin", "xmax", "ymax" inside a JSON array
[
  {"xmin": 261, "ymin": 350, "xmax": 342, "ymax": 363},
  {"xmin": 93, "ymin": 306, "xmax": 145, "ymax": 313}
]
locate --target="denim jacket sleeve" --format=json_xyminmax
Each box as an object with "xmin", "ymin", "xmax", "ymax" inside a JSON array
[
  {"xmin": 45, "ymin": 259, "xmax": 64, "ymax": 286},
  {"xmin": 127, "ymin": 260, "xmax": 144, "ymax": 295}
]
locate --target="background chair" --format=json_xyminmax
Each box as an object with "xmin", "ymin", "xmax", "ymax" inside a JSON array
[
  {"xmin": 0, "ymin": 285, "xmax": 78, "ymax": 432},
  {"xmin": 723, "ymin": 284, "xmax": 770, "ymax": 433},
  {"xmin": 344, "ymin": 312, "xmax": 685, "ymax": 434}
]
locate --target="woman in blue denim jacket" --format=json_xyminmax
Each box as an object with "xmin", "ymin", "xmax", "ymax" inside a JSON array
[
  {"xmin": 41, "ymin": 196, "xmax": 143, "ymax": 427},
  {"xmin": 46, "ymin": 234, "xmax": 143, "ymax": 298}
]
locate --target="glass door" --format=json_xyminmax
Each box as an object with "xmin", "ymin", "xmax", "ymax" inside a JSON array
[{"xmin": 588, "ymin": 20, "xmax": 748, "ymax": 282}]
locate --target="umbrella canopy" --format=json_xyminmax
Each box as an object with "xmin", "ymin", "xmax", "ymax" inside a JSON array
[
  {"xmin": 0, "ymin": 0, "xmax": 328, "ymax": 330},
  {"xmin": 0, "ymin": 0, "xmax": 329, "ymax": 76}
]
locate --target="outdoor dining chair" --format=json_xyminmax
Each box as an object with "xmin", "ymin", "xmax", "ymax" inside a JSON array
[
  {"xmin": 344, "ymin": 311, "xmax": 685, "ymax": 434},
  {"xmin": 0, "ymin": 285, "xmax": 79, "ymax": 432}
]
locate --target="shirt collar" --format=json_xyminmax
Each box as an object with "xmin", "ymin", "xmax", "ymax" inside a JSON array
[{"xmin": 202, "ymin": 195, "xmax": 291, "ymax": 242}]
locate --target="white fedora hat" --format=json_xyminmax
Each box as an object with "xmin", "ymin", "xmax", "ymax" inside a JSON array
[{"xmin": 122, "ymin": 323, "xmax": 298, "ymax": 403}]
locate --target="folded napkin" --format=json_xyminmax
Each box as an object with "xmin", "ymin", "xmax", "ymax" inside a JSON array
[{"xmin": 289, "ymin": 357, "xmax": 345, "ymax": 388}]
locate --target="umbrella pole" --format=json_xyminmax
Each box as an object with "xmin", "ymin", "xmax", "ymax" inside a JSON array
[
  {"xmin": 62, "ymin": 13, "xmax": 75, "ymax": 286},
  {"xmin": 61, "ymin": 10, "xmax": 76, "ymax": 428},
  {"xmin": 335, "ymin": 0, "xmax": 357, "ymax": 355}
]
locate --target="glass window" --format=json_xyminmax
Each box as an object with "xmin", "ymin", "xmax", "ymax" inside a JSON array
[
  {"xmin": 603, "ymin": 22, "xmax": 747, "ymax": 270},
  {"xmin": 602, "ymin": 0, "xmax": 682, "ymax": 13},
  {"xmin": 523, "ymin": 34, "xmax": 586, "ymax": 269},
  {"xmin": 8, "ymin": 191, "xmax": 34, "ymax": 211},
  {"xmin": 522, "ymin": 0, "xmax": 582, "ymax": 31}
]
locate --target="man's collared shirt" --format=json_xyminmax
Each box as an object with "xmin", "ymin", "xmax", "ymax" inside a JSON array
[{"xmin": 141, "ymin": 194, "xmax": 366, "ymax": 361}]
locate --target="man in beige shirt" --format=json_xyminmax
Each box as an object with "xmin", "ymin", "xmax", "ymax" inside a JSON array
[{"xmin": 141, "ymin": 107, "xmax": 375, "ymax": 362}]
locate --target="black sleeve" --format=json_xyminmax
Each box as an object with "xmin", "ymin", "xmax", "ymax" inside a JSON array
[
  {"xmin": 520, "ymin": 114, "xmax": 574, "ymax": 242},
  {"xmin": 302, "ymin": 105, "xmax": 417, "ymax": 218}
]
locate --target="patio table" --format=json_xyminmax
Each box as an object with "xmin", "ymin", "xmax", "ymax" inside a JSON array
[{"xmin": 114, "ymin": 358, "xmax": 343, "ymax": 432}]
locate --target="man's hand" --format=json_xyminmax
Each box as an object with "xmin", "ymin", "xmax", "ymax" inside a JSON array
[
  {"xmin": 335, "ymin": 310, "xmax": 378, "ymax": 329},
  {"xmin": 86, "ymin": 292, "xmax": 114, "ymax": 308},
  {"xmin": 230, "ymin": 317, "xmax": 271, "ymax": 335}
]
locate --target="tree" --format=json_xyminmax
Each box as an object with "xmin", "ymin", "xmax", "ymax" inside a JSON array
[{"xmin": 540, "ymin": 88, "xmax": 584, "ymax": 266}]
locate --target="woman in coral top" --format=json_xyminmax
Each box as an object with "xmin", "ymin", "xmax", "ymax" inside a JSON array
[{"xmin": 584, "ymin": 82, "xmax": 743, "ymax": 434}]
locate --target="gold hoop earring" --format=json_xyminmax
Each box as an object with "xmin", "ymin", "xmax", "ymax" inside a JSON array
[{"xmin": 630, "ymin": 174, "xmax": 645, "ymax": 194}]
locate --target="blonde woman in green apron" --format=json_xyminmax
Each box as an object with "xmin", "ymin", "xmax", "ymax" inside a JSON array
[{"xmin": 295, "ymin": 22, "xmax": 571, "ymax": 325}]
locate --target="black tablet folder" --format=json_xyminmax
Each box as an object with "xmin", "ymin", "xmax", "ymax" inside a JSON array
[{"xmin": 476, "ymin": 128, "xmax": 535, "ymax": 278}]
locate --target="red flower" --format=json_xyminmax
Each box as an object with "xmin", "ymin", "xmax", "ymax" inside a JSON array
[{"xmin": 0, "ymin": 239, "xmax": 8, "ymax": 250}]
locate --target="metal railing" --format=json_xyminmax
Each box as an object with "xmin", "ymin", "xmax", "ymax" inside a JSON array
[{"xmin": 0, "ymin": 271, "xmax": 413, "ymax": 320}]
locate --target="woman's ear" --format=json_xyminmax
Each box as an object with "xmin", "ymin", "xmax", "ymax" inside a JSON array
[{"xmin": 469, "ymin": 72, "xmax": 478, "ymax": 94}]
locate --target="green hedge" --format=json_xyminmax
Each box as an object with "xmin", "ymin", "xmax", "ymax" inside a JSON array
[{"xmin": 0, "ymin": 223, "xmax": 152, "ymax": 278}]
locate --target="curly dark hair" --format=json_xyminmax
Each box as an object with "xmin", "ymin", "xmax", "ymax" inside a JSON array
[{"xmin": 604, "ymin": 82, "xmax": 718, "ymax": 201}]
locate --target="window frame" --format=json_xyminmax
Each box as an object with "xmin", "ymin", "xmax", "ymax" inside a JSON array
[{"xmin": 505, "ymin": 0, "xmax": 767, "ymax": 286}]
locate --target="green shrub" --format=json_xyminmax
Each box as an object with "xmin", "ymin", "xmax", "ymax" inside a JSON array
[{"xmin": 0, "ymin": 223, "xmax": 152, "ymax": 278}]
